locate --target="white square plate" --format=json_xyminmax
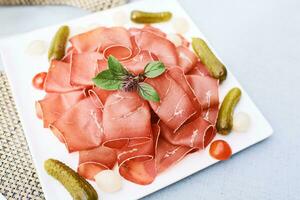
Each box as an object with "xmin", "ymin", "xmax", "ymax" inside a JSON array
[{"xmin": 0, "ymin": 0, "xmax": 273, "ymax": 199}]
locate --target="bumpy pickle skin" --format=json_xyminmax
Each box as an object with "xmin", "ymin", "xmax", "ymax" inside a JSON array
[
  {"xmin": 217, "ymin": 88, "xmax": 242, "ymax": 135},
  {"xmin": 44, "ymin": 159, "xmax": 98, "ymax": 200},
  {"xmin": 48, "ymin": 25, "xmax": 70, "ymax": 61},
  {"xmin": 192, "ymin": 38, "xmax": 227, "ymax": 81},
  {"xmin": 130, "ymin": 10, "xmax": 172, "ymax": 24}
]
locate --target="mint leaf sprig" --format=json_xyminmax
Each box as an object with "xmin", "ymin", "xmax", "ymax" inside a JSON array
[{"xmin": 92, "ymin": 56, "xmax": 165, "ymax": 102}]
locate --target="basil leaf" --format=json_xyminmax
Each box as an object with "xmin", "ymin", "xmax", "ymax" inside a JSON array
[
  {"xmin": 144, "ymin": 61, "xmax": 165, "ymax": 78},
  {"xmin": 92, "ymin": 70, "xmax": 122, "ymax": 90},
  {"xmin": 138, "ymin": 82, "xmax": 160, "ymax": 102},
  {"xmin": 108, "ymin": 55, "xmax": 129, "ymax": 77}
]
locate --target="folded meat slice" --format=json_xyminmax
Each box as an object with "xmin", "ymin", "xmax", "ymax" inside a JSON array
[
  {"xmin": 176, "ymin": 46, "xmax": 197, "ymax": 73},
  {"xmin": 36, "ymin": 90, "xmax": 85, "ymax": 127},
  {"xmin": 156, "ymin": 118, "xmax": 215, "ymax": 173},
  {"xmin": 146, "ymin": 73, "xmax": 197, "ymax": 131},
  {"xmin": 70, "ymin": 52, "xmax": 103, "ymax": 86},
  {"xmin": 188, "ymin": 61, "xmax": 210, "ymax": 77},
  {"xmin": 167, "ymin": 67, "xmax": 201, "ymax": 112},
  {"xmin": 159, "ymin": 117, "xmax": 215, "ymax": 149},
  {"xmin": 78, "ymin": 146, "xmax": 117, "ymax": 180},
  {"xmin": 50, "ymin": 97, "xmax": 103, "ymax": 153},
  {"xmin": 129, "ymin": 25, "xmax": 166, "ymax": 38},
  {"xmin": 187, "ymin": 75, "xmax": 219, "ymax": 123},
  {"xmin": 156, "ymin": 137, "xmax": 193, "ymax": 173},
  {"xmin": 135, "ymin": 31, "xmax": 178, "ymax": 66},
  {"xmin": 102, "ymin": 91, "xmax": 152, "ymax": 149},
  {"xmin": 88, "ymin": 87, "xmax": 112, "ymax": 108},
  {"xmin": 118, "ymin": 124, "xmax": 159, "ymax": 185},
  {"xmin": 44, "ymin": 60, "xmax": 83, "ymax": 93},
  {"xmin": 70, "ymin": 27, "xmax": 132, "ymax": 53},
  {"xmin": 122, "ymin": 50, "xmax": 156, "ymax": 75}
]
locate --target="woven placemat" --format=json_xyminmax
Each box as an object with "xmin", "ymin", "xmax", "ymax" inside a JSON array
[
  {"xmin": 0, "ymin": 72, "xmax": 44, "ymax": 199},
  {"xmin": 0, "ymin": 0, "xmax": 127, "ymax": 12}
]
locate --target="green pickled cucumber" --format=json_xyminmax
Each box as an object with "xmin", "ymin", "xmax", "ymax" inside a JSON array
[
  {"xmin": 48, "ymin": 25, "xmax": 70, "ymax": 61},
  {"xmin": 130, "ymin": 10, "xmax": 172, "ymax": 24},
  {"xmin": 44, "ymin": 159, "xmax": 98, "ymax": 200},
  {"xmin": 192, "ymin": 38, "xmax": 227, "ymax": 81},
  {"xmin": 217, "ymin": 87, "xmax": 242, "ymax": 135}
]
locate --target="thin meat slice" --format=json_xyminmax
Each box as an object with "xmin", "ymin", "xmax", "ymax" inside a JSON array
[
  {"xmin": 176, "ymin": 46, "xmax": 197, "ymax": 73},
  {"xmin": 142, "ymin": 25, "xmax": 167, "ymax": 38},
  {"xmin": 50, "ymin": 97, "xmax": 103, "ymax": 153},
  {"xmin": 135, "ymin": 31, "xmax": 178, "ymax": 66},
  {"xmin": 188, "ymin": 61, "xmax": 210, "ymax": 77},
  {"xmin": 36, "ymin": 90, "xmax": 85, "ymax": 127},
  {"xmin": 118, "ymin": 124, "xmax": 159, "ymax": 185},
  {"xmin": 70, "ymin": 27, "xmax": 105, "ymax": 53},
  {"xmin": 146, "ymin": 73, "xmax": 197, "ymax": 131},
  {"xmin": 102, "ymin": 91, "xmax": 152, "ymax": 149},
  {"xmin": 187, "ymin": 75, "xmax": 219, "ymax": 123},
  {"xmin": 122, "ymin": 50, "xmax": 156, "ymax": 75},
  {"xmin": 70, "ymin": 27, "xmax": 132, "ymax": 53},
  {"xmin": 44, "ymin": 60, "xmax": 83, "ymax": 93},
  {"xmin": 159, "ymin": 117, "xmax": 214, "ymax": 149},
  {"xmin": 103, "ymin": 45, "xmax": 132, "ymax": 61},
  {"xmin": 88, "ymin": 87, "xmax": 112, "ymax": 108},
  {"xmin": 156, "ymin": 137, "xmax": 193, "ymax": 173},
  {"xmin": 167, "ymin": 67, "xmax": 201, "ymax": 113},
  {"xmin": 128, "ymin": 25, "xmax": 166, "ymax": 38},
  {"xmin": 70, "ymin": 52, "xmax": 103, "ymax": 86},
  {"xmin": 177, "ymin": 34, "xmax": 190, "ymax": 47},
  {"xmin": 78, "ymin": 146, "xmax": 117, "ymax": 180}
]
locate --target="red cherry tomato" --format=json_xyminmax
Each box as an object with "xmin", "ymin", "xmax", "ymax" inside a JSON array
[
  {"xmin": 32, "ymin": 72, "xmax": 47, "ymax": 90},
  {"xmin": 209, "ymin": 140, "xmax": 232, "ymax": 160}
]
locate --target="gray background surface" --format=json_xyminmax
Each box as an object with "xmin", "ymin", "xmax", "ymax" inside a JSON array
[{"xmin": 0, "ymin": 0, "xmax": 299, "ymax": 199}]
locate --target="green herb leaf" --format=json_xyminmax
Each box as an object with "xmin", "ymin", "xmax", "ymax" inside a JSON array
[
  {"xmin": 108, "ymin": 55, "xmax": 129, "ymax": 77},
  {"xmin": 144, "ymin": 61, "xmax": 165, "ymax": 78},
  {"xmin": 138, "ymin": 82, "xmax": 160, "ymax": 102},
  {"xmin": 92, "ymin": 70, "xmax": 122, "ymax": 90}
]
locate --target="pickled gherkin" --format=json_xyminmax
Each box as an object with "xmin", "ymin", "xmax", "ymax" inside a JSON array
[
  {"xmin": 130, "ymin": 10, "xmax": 172, "ymax": 24},
  {"xmin": 48, "ymin": 25, "xmax": 69, "ymax": 61},
  {"xmin": 192, "ymin": 38, "xmax": 227, "ymax": 81},
  {"xmin": 44, "ymin": 159, "xmax": 98, "ymax": 200},
  {"xmin": 217, "ymin": 87, "xmax": 242, "ymax": 135}
]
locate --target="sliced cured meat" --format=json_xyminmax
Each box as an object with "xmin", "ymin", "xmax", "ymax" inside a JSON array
[
  {"xmin": 167, "ymin": 67, "xmax": 201, "ymax": 113},
  {"xmin": 78, "ymin": 146, "xmax": 117, "ymax": 180},
  {"xmin": 177, "ymin": 34, "xmax": 190, "ymax": 47},
  {"xmin": 187, "ymin": 75, "xmax": 219, "ymax": 123},
  {"xmin": 102, "ymin": 91, "xmax": 152, "ymax": 148},
  {"xmin": 70, "ymin": 52, "xmax": 102, "ymax": 86},
  {"xmin": 70, "ymin": 27, "xmax": 132, "ymax": 53},
  {"xmin": 159, "ymin": 117, "xmax": 214, "ymax": 149},
  {"xmin": 36, "ymin": 90, "xmax": 85, "ymax": 127},
  {"xmin": 146, "ymin": 73, "xmax": 197, "ymax": 131},
  {"xmin": 118, "ymin": 124, "xmax": 159, "ymax": 185},
  {"xmin": 142, "ymin": 25, "xmax": 167, "ymax": 38},
  {"xmin": 44, "ymin": 60, "xmax": 83, "ymax": 93},
  {"xmin": 103, "ymin": 45, "xmax": 132, "ymax": 61},
  {"xmin": 70, "ymin": 27, "xmax": 105, "ymax": 53},
  {"xmin": 176, "ymin": 46, "xmax": 197, "ymax": 73},
  {"xmin": 50, "ymin": 97, "xmax": 103, "ymax": 152},
  {"xmin": 88, "ymin": 87, "xmax": 112, "ymax": 108},
  {"xmin": 129, "ymin": 26, "xmax": 166, "ymax": 38},
  {"xmin": 135, "ymin": 31, "xmax": 178, "ymax": 66},
  {"xmin": 156, "ymin": 137, "xmax": 193, "ymax": 173},
  {"xmin": 122, "ymin": 50, "xmax": 155, "ymax": 75},
  {"xmin": 188, "ymin": 61, "xmax": 210, "ymax": 77}
]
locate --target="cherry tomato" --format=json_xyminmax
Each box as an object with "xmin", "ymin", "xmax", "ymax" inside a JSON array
[
  {"xmin": 32, "ymin": 72, "xmax": 47, "ymax": 90},
  {"xmin": 209, "ymin": 140, "xmax": 232, "ymax": 160}
]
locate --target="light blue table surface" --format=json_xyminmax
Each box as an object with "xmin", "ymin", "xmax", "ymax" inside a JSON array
[{"xmin": 0, "ymin": 0, "xmax": 299, "ymax": 199}]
